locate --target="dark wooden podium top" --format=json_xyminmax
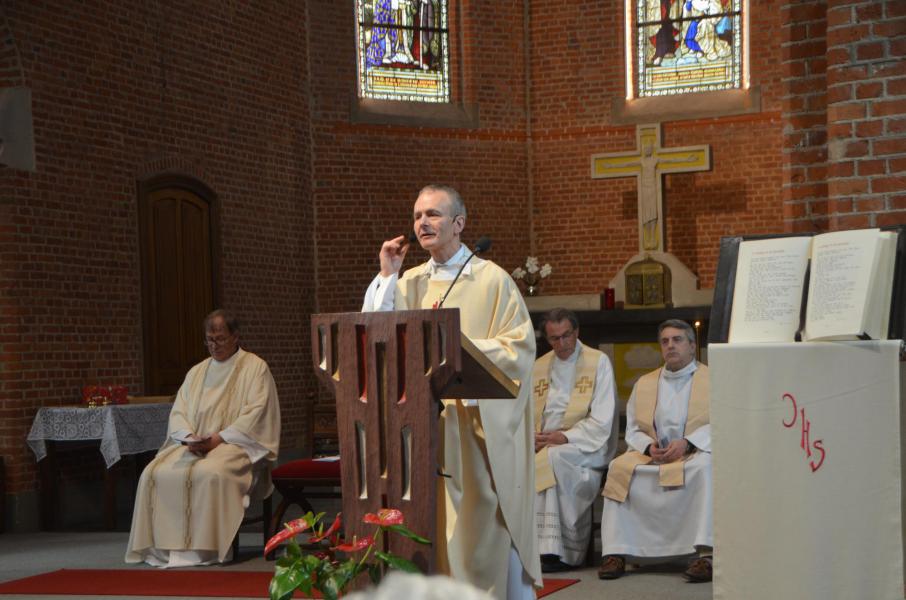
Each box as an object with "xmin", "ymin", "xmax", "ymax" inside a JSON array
[{"xmin": 439, "ymin": 334, "xmax": 520, "ymax": 400}]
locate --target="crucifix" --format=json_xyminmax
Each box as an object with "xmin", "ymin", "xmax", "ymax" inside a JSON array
[{"xmin": 591, "ymin": 123, "xmax": 711, "ymax": 254}]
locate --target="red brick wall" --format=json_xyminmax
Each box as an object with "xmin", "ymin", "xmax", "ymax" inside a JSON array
[
  {"xmin": 823, "ymin": 0, "xmax": 906, "ymax": 229},
  {"xmin": 530, "ymin": 1, "xmax": 786, "ymax": 293},
  {"xmin": 0, "ymin": 2, "xmax": 316, "ymax": 501},
  {"xmin": 783, "ymin": 0, "xmax": 906, "ymax": 231},
  {"xmin": 782, "ymin": 0, "xmax": 829, "ymax": 232}
]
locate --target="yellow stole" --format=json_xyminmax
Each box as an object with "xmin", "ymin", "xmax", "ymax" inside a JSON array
[
  {"xmin": 602, "ymin": 364, "xmax": 709, "ymax": 503},
  {"xmin": 532, "ymin": 344, "xmax": 602, "ymax": 492}
]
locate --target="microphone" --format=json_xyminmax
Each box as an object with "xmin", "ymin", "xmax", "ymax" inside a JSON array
[
  {"xmin": 437, "ymin": 236, "xmax": 492, "ymax": 309},
  {"xmin": 407, "ymin": 231, "xmax": 418, "ymax": 244}
]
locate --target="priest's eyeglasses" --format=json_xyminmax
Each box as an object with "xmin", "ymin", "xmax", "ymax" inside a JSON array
[
  {"xmin": 204, "ymin": 335, "xmax": 234, "ymax": 347},
  {"xmin": 546, "ymin": 329, "xmax": 576, "ymax": 344}
]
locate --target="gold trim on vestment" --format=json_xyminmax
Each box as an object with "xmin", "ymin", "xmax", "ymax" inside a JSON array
[
  {"xmin": 602, "ymin": 364, "xmax": 709, "ymax": 502},
  {"xmin": 146, "ymin": 351, "xmax": 249, "ymax": 551},
  {"xmin": 532, "ymin": 345, "xmax": 602, "ymax": 492}
]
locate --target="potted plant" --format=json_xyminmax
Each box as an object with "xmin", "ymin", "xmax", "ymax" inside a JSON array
[{"xmin": 266, "ymin": 508, "xmax": 430, "ymax": 600}]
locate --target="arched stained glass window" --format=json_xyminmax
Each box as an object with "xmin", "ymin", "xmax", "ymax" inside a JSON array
[
  {"xmin": 633, "ymin": 0, "xmax": 744, "ymax": 97},
  {"xmin": 356, "ymin": 0, "xmax": 450, "ymax": 103}
]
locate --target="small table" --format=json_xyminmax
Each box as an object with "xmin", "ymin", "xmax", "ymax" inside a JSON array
[{"xmin": 27, "ymin": 403, "xmax": 172, "ymax": 530}]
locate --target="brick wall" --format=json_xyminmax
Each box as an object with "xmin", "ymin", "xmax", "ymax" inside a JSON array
[
  {"xmin": 781, "ymin": 0, "xmax": 829, "ymax": 232},
  {"xmin": 530, "ymin": 1, "xmax": 786, "ymax": 293},
  {"xmin": 823, "ymin": 0, "xmax": 906, "ymax": 229},
  {"xmin": 0, "ymin": 2, "xmax": 316, "ymax": 508},
  {"xmin": 783, "ymin": 0, "xmax": 906, "ymax": 231}
]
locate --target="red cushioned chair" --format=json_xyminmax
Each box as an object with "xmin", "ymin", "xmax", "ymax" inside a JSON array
[
  {"xmin": 270, "ymin": 458, "xmax": 341, "ymax": 524},
  {"xmin": 269, "ymin": 399, "xmax": 341, "ymax": 541}
]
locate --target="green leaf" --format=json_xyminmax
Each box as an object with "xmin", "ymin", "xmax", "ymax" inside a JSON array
[
  {"xmin": 318, "ymin": 576, "xmax": 339, "ymax": 600},
  {"xmin": 269, "ymin": 568, "xmax": 306, "ymax": 600},
  {"xmin": 368, "ymin": 562, "xmax": 382, "ymax": 584},
  {"xmin": 375, "ymin": 550, "xmax": 422, "ymax": 573},
  {"xmin": 387, "ymin": 524, "xmax": 431, "ymax": 544},
  {"xmin": 331, "ymin": 559, "xmax": 360, "ymax": 591}
]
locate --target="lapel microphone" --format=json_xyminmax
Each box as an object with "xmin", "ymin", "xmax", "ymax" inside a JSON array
[{"xmin": 436, "ymin": 236, "xmax": 492, "ymax": 309}]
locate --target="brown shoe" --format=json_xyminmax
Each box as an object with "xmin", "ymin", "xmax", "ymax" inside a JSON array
[
  {"xmin": 684, "ymin": 557, "xmax": 712, "ymax": 582},
  {"xmin": 597, "ymin": 554, "xmax": 625, "ymax": 580}
]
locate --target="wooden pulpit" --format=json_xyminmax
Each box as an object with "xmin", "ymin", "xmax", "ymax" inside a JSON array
[{"xmin": 311, "ymin": 308, "xmax": 518, "ymax": 573}]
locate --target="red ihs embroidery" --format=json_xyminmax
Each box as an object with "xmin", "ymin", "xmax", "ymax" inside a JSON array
[{"xmin": 782, "ymin": 392, "xmax": 826, "ymax": 473}]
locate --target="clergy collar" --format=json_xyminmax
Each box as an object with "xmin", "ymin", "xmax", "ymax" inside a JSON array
[
  {"xmin": 662, "ymin": 358, "xmax": 697, "ymax": 380},
  {"xmin": 554, "ymin": 342, "xmax": 581, "ymax": 365},
  {"xmin": 426, "ymin": 244, "xmax": 471, "ymax": 276},
  {"xmin": 212, "ymin": 347, "xmax": 242, "ymax": 366}
]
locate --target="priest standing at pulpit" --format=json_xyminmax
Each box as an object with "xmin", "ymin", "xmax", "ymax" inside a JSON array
[{"xmin": 362, "ymin": 184, "xmax": 541, "ymax": 600}]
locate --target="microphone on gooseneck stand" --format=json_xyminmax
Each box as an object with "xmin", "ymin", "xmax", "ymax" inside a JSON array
[{"xmin": 436, "ymin": 236, "xmax": 492, "ymax": 309}]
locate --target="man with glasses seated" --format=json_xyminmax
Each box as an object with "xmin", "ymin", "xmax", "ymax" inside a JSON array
[
  {"xmin": 126, "ymin": 309, "xmax": 281, "ymax": 567},
  {"xmin": 533, "ymin": 308, "xmax": 618, "ymax": 572}
]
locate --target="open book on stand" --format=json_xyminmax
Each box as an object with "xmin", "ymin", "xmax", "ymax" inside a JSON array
[{"xmin": 708, "ymin": 227, "xmax": 906, "ymax": 344}]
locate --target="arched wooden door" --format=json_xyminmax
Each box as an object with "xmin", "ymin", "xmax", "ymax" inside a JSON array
[{"xmin": 138, "ymin": 178, "xmax": 220, "ymax": 395}]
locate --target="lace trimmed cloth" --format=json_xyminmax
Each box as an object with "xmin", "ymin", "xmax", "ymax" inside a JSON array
[{"xmin": 27, "ymin": 403, "xmax": 172, "ymax": 467}]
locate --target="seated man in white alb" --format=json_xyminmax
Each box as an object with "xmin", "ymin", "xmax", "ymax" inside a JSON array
[
  {"xmin": 598, "ymin": 319, "xmax": 712, "ymax": 583},
  {"xmin": 533, "ymin": 308, "xmax": 618, "ymax": 572},
  {"xmin": 126, "ymin": 309, "xmax": 281, "ymax": 567}
]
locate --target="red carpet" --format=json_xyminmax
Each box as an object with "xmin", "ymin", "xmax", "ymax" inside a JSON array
[{"xmin": 0, "ymin": 569, "xmax": 578, "ymax": 598}]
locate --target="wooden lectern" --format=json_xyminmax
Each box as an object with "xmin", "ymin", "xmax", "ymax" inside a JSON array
[{"xmin": 311, "ymin": 308, "xmax": 518, "ymax": 573}]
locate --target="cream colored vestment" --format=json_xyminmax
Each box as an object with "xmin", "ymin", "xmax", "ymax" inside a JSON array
[
  {"xmin": 386, "ymin": 255, "xmax": 542, "ymax": 598},
  {"xmin": 125, "ymin": 348, "xmax": 281, "ymax": 565},
  {"xmin": 532, "ymin": 343, "xmax": 618, "ymax": 565}
]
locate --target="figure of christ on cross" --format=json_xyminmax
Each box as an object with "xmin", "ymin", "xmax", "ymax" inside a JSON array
[{"xmin": 591, "ymin": 123, "xmax": 711, "ymax": 254}]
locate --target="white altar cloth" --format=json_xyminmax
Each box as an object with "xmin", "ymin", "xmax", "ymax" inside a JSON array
[
  {"xmin": 710, "ymin": 341, "xmax": 904, "ymax": 600},
  {"xmin": 27, "ymin": 403, "xmax": 172, "ymax": 467}
]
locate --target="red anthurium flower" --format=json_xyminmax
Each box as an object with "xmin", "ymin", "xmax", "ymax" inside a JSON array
[
  {"xmin": 333, "ymin": 535, "xmax": 374, "ymax": 553},
  {"xmin": 263, "ymin": 518, "xmax": 312, "ymax": 556},
  {"xmin": 309, "ymin": 513, "xmax": 342, "ymax": 543},
  {"xmin": 363, "ymin": 508, "xmax": 404, "ymax": 526}
]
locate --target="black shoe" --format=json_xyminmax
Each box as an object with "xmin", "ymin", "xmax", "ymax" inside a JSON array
[{"xmin": 541, "ymin": 558, "xmax": 574, "ymax": 573}]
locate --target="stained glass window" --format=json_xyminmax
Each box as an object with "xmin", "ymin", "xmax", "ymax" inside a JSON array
[
  {"xmin": 356, "ymin": 0, "xmax": 450, "ymax": 103},
  {"xmin": 634, "ymin": 0, "xmax": 743, "ymax": 97}
]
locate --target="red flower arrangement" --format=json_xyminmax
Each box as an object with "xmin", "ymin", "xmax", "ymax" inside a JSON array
[{"xmin": 265, "ymin": 509, "xmax": 430, "ymax": 600}]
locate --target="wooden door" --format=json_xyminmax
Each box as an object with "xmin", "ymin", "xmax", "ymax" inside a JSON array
[{"xmin": 139, "ymin": 180, "xmax": 219, "ymax": 394}]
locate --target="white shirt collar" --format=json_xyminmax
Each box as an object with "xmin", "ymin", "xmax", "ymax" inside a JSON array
[
  {"xmin": 662, "ymin": 359, "xmax": 697, "ymax": 380},
  {"xmin": 426, "ymin": 244, "xmax": 471, "ymax": 277}
]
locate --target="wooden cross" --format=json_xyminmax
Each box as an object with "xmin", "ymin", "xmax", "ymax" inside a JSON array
[
  {"xmin": 591, "ymin": 123, "xmax": 710, "ymax": 254},
  {"xmin": 534, "ymin": 379, "xmax": 549, "ymax": 397},
  {"xmin": 574, "ymin": 375, "xmax": 593, "ymax": 394}
]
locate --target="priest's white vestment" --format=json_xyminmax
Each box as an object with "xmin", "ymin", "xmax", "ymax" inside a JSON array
[
  {"xmin": 125, "ymin": 348, "xmax": 281, "ymax": 567},
  {"xmin": 534, "ymin": 343, "xmax": 617, "ymax": 565},
  {"xmin": 600, "ymin": 360, "xmax": 712, "ymax": 558},
  {"xmin": 364, "ymin": 245, "xmax": 541, "ymax": 600}
]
